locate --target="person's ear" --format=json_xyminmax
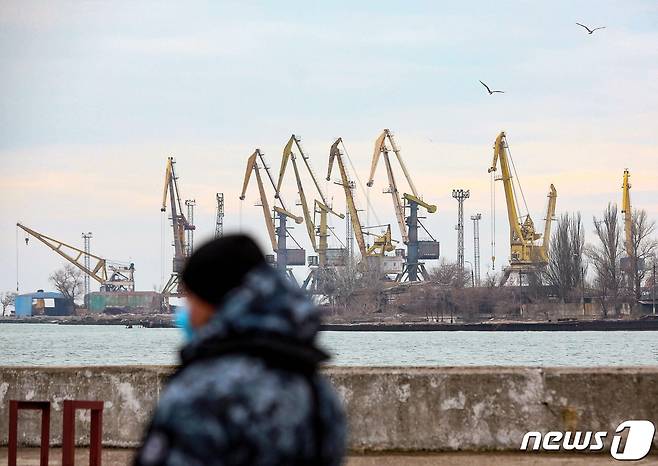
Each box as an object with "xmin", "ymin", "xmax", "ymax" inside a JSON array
[{"xmin": 186, "ymin": 292, "xmax": 215, "ymax": 328}]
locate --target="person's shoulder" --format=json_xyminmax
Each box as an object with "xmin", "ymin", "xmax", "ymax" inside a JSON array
[
  {"xmin": 162, "ymin": 355, "xmax": 308, "ymax": 406},
  {"xmin": 157, "ymin": 355, "xmax": 317, "ymax": 429},
  {"xmin": 152, "ymin": 356, "xmax": 264, "ymax": 422}
]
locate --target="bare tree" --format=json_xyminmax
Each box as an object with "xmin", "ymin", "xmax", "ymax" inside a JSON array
[
  {"xmin": 428, "ymin": 260, "xmax": 470, "ymax": 288},
  {"xmin": 483, "ymin": 272, "xmax": 499, "ymax": 288},
  {"xmin": 587, "ymin": 204, "xmax": 624, "ymax": 317},
  {"xmin": 324, "ymin": 263, "xmax": 385, "ymax": 311},
  {"xmin": 543, "ymin": 213, "xmax": 585, "ymax": 302},
  {"xmin": 1, "ymin": 292, "xmax": 17, "ymax": 316},
  {"xmin": 49, "ymin": 264, "xmax": 83, "ymax": 304},
  {"xmin": 626, "ymin": 209, "xmax": 658, "ymax": 300}
]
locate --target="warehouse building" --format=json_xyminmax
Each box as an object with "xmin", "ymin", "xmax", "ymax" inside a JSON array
[{"xmin": 15, "ymin": 290, "xmax": 73, "ymax": 317}]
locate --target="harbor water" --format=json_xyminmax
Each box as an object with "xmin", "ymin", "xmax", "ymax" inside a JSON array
[{"xmin": 1, "ymin": 324, "xmax": 657, "ymax": 367}]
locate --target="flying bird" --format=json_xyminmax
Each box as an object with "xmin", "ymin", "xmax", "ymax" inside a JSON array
[
  {"xmin": 479, "ymin": 80, "xmax": 504, "ymax": 95},
  {"xmin": 576, "ymin": 23, "xmax": 606, "ymax": 34}
]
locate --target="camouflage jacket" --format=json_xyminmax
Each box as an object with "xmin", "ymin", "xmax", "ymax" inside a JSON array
[{"xmin": 134, "ymin": 265, "xmax": 346, "ymax": 466}]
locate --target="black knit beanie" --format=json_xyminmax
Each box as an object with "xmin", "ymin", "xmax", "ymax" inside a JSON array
[{"xmin": 181, "ymin": 234, "xmax": 266, "ymax": 306}]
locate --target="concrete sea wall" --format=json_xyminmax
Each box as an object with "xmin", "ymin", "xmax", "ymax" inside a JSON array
[{"xmin": 1, "ymin": 366, "xmax": 657, "ymax": 451}]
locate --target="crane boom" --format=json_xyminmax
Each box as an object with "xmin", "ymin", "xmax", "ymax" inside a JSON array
[
  {"xmin": 241, "ymin": 150, "xmax": 277, "ymax": 251},
  {"xmin": 277, "ymin": 135, "xmax": 330, "ymax": 206},
  {"xmin": 540, "ymin": 184, "xmax": 558, "ymax": 262},
  {"xmin": 365, "ymin": 225, "xmax": 397, "ymax": 256},
  {"xmin": 276, "ymin": 134, "xmax": 343, "ymax": 261},
  {"xmin": 489, "ymin": 132, "xmax": 526, "ymax": 245},
  {"xmin": 622, "ymin": 169, "xmax": 632, "ymax": 257},
  {"xmin": 160, "ymin": 157, "xmax": 195, "ymax": 295},
  {"xmin": 368, "ymin": 130, "xmax": 408, "ymax": 243},
  {"xmin": 328, "ymin": 138, "xmax": 368, "ymax": 258},
  {"xmin": 17, "ymin": 223, "xmax": 135, "ymax": 291},
  {"xmin": 367, "ymin": 129, "xmax": 435, "ymax": 244},
  {"xmin": 240, "ymin": 149, "xmax": 302, "ymax": 252},
  {"xmin": 161, "ymin": 157, "xmax": 194, "ymax": 261},
  {"xmin": 403, "ymin": 194, "xmax": 437, "ymax": 214},
  {"xmin": 489, "ymin": 131, "xmax": 557, "ymax": 269}
]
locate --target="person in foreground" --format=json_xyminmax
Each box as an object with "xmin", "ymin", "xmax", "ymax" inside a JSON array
[{"xmin": 134, "ymin": 235, "xmax": 346, "ymax": 466}]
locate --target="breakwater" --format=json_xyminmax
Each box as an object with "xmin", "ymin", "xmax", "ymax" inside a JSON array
[{"xmin": 1, "ymin": 366, "xmax": 657, "ymax": 452}]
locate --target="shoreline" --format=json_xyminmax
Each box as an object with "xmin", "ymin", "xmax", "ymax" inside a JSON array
[{"xmin": 3, "ymin": 316, "xmax": 658, "ymax": 331}]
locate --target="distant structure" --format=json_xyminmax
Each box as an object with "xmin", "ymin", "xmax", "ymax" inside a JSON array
[
  {"xmin": 185, "ymin": 199, "xmax": 196, "ymax": 256},
  {"xmin": 470, "ymin": 214, "xmax": 482, "ymax": 286},
  {"xmin": 452, "ymin": 189, "xmax": 470, "ymax": 271},
  {"xmin": 17, "ymin": 223, "xmax": 135, "ymax": 292},
  {"xmin": 344, "ymin": 180, "xmax": 356, "ymax": 265},
  {"xmin": 215, "ymin": 193, "xmax": 224, "ymax": 238},
  {"xmin": 81, "ymin": 232, "xmax": 93, "ymax": 300},
  {"xmin": 15, "ymin": 291, "xmax": 73, "ymax": 316},
  {"xmin": 160, "ymin": 157, "xmax": 195, "ymax": 296}
]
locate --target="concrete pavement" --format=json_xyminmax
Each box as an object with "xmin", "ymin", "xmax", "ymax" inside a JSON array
[{"xmin": 2, "ymin": 449, "xmax": 658, "ymax": 465}]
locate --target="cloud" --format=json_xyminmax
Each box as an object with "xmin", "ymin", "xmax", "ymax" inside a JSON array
[{"xmin": 1, "ymin": 1, "xmax": 658, "ymax": 291}]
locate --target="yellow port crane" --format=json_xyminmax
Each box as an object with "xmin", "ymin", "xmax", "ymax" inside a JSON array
[
  {"xmin": 489, "ymin": 131, "xmax": 557, "ymax": 284},
  {"xmin": 17, "ymin": 223, "xmax": 135, "ymax": 292},
  {"xmin": 363, "ymin": 225, "xmax": 397, "ymax": 256},
  {"xmin": 160, "ymin": 157, "xmax": 195, "ymax": 296},
  {"xmin": 276, "ymin": 134, "xmax": 344, "ymax": 268},
  {"xmin": 621, "ymin": 168, "xmax": 633, "ymax": 257},
  {"xmin": 620, "ymin": 168, "xmax": 644, "ymax": 289},
  {"xmin": 240, "ymin": 149, "xmax": 303, "ymax": 275},
  {"xmin": 367, "ymin": 129, "xmax": 438, "ymax": 281},
  {"xmin": 327, "ymin": 138, "xmax": 395, "ymax": 263}
]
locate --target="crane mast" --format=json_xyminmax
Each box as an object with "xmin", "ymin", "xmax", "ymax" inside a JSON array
[
  {"xmin": 241, "ymin": 150, "xmax": 278, "ymax": 251},
  {"xmin": 161, "ymin": 157, "xmax": 195, "ymax": 296},
  {"xmin": 540, "ymin": 184, "xmax": 558, "ymax": 263},
  {"xmin": 17, "ymin": 223, "xmax": 135, "ymax": 292},
  {"xmin": 489, "ymin": 131, "xmax": 557, "ymax": 283}
]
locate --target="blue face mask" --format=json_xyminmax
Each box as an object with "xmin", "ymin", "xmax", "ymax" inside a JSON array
[{"xmin": 173, "ymin": 306, "xmax": 197, "ymax": 342}]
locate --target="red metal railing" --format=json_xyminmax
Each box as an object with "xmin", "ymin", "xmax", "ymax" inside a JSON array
[
  {"xmin": 62, "ymin": 400, "xmax": 104, "ymax": 466},
  {"xmin": 8, "ymin": 400, "xmax": 51, "ymax": 466}
]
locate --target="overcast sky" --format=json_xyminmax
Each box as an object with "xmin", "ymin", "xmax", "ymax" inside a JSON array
[{"xmin": 1, "ymin": 0, "xmax": 657, "ymax": 293}]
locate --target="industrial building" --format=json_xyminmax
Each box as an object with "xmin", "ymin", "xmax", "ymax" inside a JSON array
[
  {"xmin": 86, "ymin": 291, "xmax": 162, "ymax": 314},
  {"xmin": 15, "ymin": 290, "xmax": 73, "ymax": 317}
]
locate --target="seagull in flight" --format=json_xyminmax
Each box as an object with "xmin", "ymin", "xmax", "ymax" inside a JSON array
[
  {"xmin": 479, "ymin": 80, "xmax": 504, "ymax": 95},
  {"xmin": 576, "ymin": 23, "xmax": 606, "ymax": 34}
]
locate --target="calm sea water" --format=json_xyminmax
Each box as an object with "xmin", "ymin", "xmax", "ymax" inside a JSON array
[{"xmin": 1, "ymin": 324, "xmax": 657, "ymax": 367}]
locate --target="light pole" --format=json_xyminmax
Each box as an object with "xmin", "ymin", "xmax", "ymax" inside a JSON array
[
  {"xmin": 464, "ymin": 260, "xmax": 475, "ymax": 288},
  {"xmin": 452, "ymin": 189, "xmax": 470, "ymax": 271},
  {"xmin": 581, "ymin": 266, "xmax": 586, "ymax": 316},
  {"xmin": 651, "ymin": 256, "xmax": 656, "ymax": 316},
  {"xmin": 470, "ymin": 213, "xmax": 482, "ymax": 286},
  {"xmin": 575, "ymin": 253, "xmax": 585, "ymax": 316},
  {"xmin": 81, "ymin": 232, "xmax": 92, "ymax": 305}
]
